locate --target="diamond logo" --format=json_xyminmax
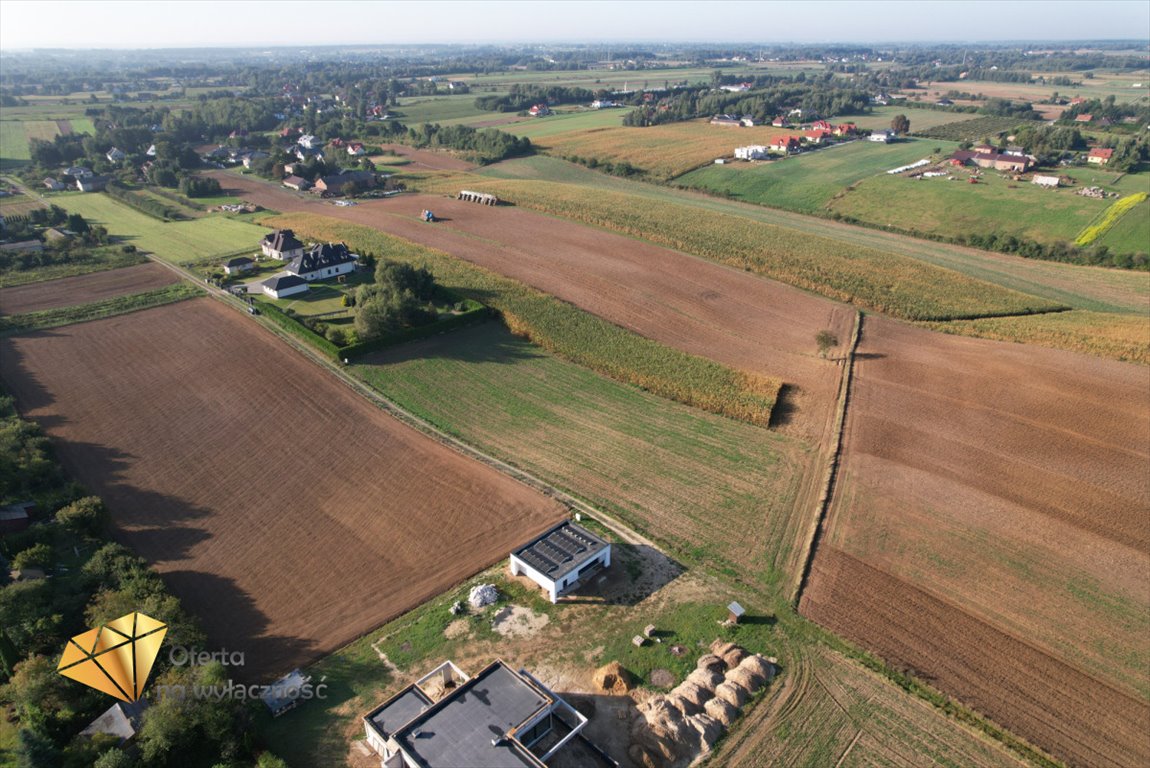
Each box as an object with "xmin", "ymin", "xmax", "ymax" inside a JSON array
[{"xmin": 57, "ymin": 612, "xmax": 167, "ymax": 702}]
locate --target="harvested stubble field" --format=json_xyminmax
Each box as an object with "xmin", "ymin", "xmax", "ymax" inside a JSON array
[
  {"xmin": 524, "ymin": 119, "xmax": 810, "ymax": 180},
  {"xmin": 0, "ymin": 298, "xmax": 565, "ymax": 678},
  {"xmin": 411, "ymin": 176, "xmax": 1067, "ymax": 321},
  {"xmin": 713, "ymin": 646, "xmax": 1028, "ymax": 768},
  {"xmin": 353, "ymin": 322, "xmax": 808, "ymax": 587},
  {"xmin": 804, "ymin": 315, "xmax": 1150, "ymax": 768},
  {"xmin": 0, "ymin": 261, "xmax": 178, "ymax": 315}
]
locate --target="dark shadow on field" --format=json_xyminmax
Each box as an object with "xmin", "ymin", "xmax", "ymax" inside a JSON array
[
  {"xmin": 357, "ymin": 319, "xmax": 547, "ymax": 368},
  {"xmin": 853, "ymin": 352, "xmax": 885, "ymax": 361},
  {"xmin": 559, "ymin": 543, "xmax": 685, "ymax": 608},
  {"xmin": 549, "ymin": 692, "xmax": 635, "ymax": 768},
  {"xmin": 1, "ymin": 332, "xmax": 315, "ymax": 681},
  {"xmin": 160, "ymin": 570, "xmax": 318, "ymax": 683},
  {"xmin": 768, "ymin": 383, "xmax": 799, "ymax": 431}
]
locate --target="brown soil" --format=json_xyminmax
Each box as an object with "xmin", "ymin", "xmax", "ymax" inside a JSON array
[
  {"xmin": 210, "ymin": 174, "xmax": 852, "ymax": 445},
  {"xmin": 55, "ymin": 119, "xmax": 73, "ymax": 136},
  {"xmin": 371, "ymin": 144, "xmax": 475, "ymax": 172},
  {"xmin": 0, "ymin": 298, "xmax": 565, "ymax": 679},
  {"xmin": 802, "ymin": 548, "xmax": 1150, "ymax": 768},
  {"xmin": 806, "ymin": 315, "xmax": 1150, "ymax": 768},
  {"xmin": 0, "ymin": 262, "xmax": 178, "ymax": 315}
]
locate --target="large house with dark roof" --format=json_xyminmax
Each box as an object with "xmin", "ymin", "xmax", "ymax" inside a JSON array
[
  {"xmin": 363, "ymin": 659, "xmax": 589, "ymax": 768},
  {"xmin": 287, "ymin": 242, "xmax": 358, "ymax": 281},
  {"xmin": 313, "ymin": 170, "xmax": 376, "ymax": 196},
  {"xmin": 261, "ymin": 229, "xmax": 305, "ymax": 261}
]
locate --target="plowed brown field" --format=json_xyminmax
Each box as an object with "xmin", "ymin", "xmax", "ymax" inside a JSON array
[
  {"xmin": 803, "ymin": 549, "xmax": 1150, "ymax": 768},
  {"xmin": 0, "ymin": 262, "xmax": 178, "ymax": 315},
  {"xmin": 805, "ymin": 316, "xmax": 1150, "ymax": 768},
  {"xmin": 213, "ymin": 173, "xmax": 852, "ymax": 444},
  {"xmin": 0, "ymin": 298, "xmax": 564, "ymax": 679}
]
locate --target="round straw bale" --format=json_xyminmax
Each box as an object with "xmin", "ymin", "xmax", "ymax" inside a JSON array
[
  {"xmin": 725, "ymin": 665, "xmax": 764, "ymax": 694},
  {"xmin": 686, "ymin": 667, "xmax": 724, "ymax": 692},
  {"xmin": 696, "ymin": 653, "xmax": 727, "ymax": 674},
  {"xmin": 714, "ymin": 680, "xmax": 748, "ymax": 707},
  {"xmin": 704, "ymin": 696, "xmax": 738, "ymax": 726}
]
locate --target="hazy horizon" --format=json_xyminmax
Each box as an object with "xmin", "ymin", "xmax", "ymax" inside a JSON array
[{"xmin": 1, "ymin": 0, "xmax": 1148, "ymax": 51}]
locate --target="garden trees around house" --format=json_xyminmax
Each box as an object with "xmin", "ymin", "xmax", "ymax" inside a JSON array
[{"xmin": 891, "ymin": 114, "xmax": 910, "ymax": 135}]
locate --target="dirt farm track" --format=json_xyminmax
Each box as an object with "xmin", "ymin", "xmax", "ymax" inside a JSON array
[{"xmin": 0, "ymin": 298, "xmax": 565, "ymax": 678}]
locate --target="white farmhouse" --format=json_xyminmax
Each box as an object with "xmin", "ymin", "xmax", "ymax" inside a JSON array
[{"xmin": 287, "ymin": 242, "xmax": 358, "ymax": 281}]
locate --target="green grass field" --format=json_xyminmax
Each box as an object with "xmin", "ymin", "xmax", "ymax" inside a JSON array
[
  {"xmin": 0, "ymin": 121, "xmax": 31, "ymax": 164},
  {"xmin": 49, "ymin": 193, "xmax": 270, "ymax": 265},
  {"xmin": 353, "ymin": 321, "xmax": 806, "ymax": 584},
  {"xmin": 501, "ymin": 107, "xmax": 633, "ymax": 139},
  {"xmin": 1097, "ymin": 198, "xmax": 1150, "ymax": 255},
  {"xmin": 674, "ymin": 138, "xmax": 957, "ymax": 213},
  {"xmin": 392, "ymin": 94, "xmax": 504, "ymax": 126},
  {"xmin": 830, "ymin": 170, "xmax": 1149, "ymax": 253},
  {"xmin": 847, "ymin": 106, "xmax": 983, "ymax": 132}
]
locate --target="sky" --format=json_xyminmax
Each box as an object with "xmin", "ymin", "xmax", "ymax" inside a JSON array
[{"xmin": 1, "ymin": 0, "xmax": 1148, "ymax": 50}]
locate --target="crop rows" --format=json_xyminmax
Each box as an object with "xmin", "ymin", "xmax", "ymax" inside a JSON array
[
  {"xmin": 263, "ymin": 212, "xmax": 781, "ymax": 426},
  {"xmin": 913, "ymin": 116, "xmax": 1026, "ymax": 142},
  {"xmin": 923, "ymin": 310, "xmax": 1150, "ymax": 365},
  {"xmin": 418, "ymin": 177, "xmax": 1066, "ymax": 320}
]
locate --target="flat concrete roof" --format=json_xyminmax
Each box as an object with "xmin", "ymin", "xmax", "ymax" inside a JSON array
[
  {"xmin": 394, "ymin": 662, "xmax": 549, "ymax": 768},
  {"xmin": 511, "ymin": 521, "xmax": 608, "ymax": 584},
  {"xmin": 367, "ymin": 685, "xmax": 434, "ymax": 739}
]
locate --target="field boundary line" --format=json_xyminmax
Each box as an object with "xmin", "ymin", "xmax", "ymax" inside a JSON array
[{"xmin": 791, "ymin": 309, "xmax": 862, "ymax": 606}]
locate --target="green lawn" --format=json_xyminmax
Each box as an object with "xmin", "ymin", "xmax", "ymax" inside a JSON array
[
  {"xmin": 352, "ymin": 322, "xmax": 807, "ymax": 586},
  {"xmin": 48, "ymin": 193, "xmax": 270, "ymax": 266},
  {"xmin": 0, "ymin": 121, "xmax": 31, "ymax": 164},
  {"xmin": 502, "ymin": 107, "xmax": 633, "ymax": 139},
  {"xmin": 848, "ymin": 106, "xmax": 983, "ymax": 132},
  {"xmin": 393, "ymin": 94, "xmax": 503, "ymax": 126},
  {"xmin": 1096, "ymin": 198, "xmax": 1150, "ymax": 256},
  {"xmin": 829, "ymin": 170, "xmax": 1147, "ymax": 251},
  {"xmin": 674, "ymin": 138, "xmax": 957, "ymax": 214}
]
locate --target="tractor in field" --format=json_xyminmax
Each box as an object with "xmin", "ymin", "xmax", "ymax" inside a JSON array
[{"xmin": 420, "ymin": 209, "xmax": 436, "ymax": 222}]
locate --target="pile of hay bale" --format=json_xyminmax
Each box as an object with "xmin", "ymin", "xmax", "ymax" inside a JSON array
[
  {"xmin": 628, "ymin": 640, "xmax": 776, "ymax": 767},
  {"xmin": 592, "ymin": 661, "xmax": 634, "ymax": 695}
]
